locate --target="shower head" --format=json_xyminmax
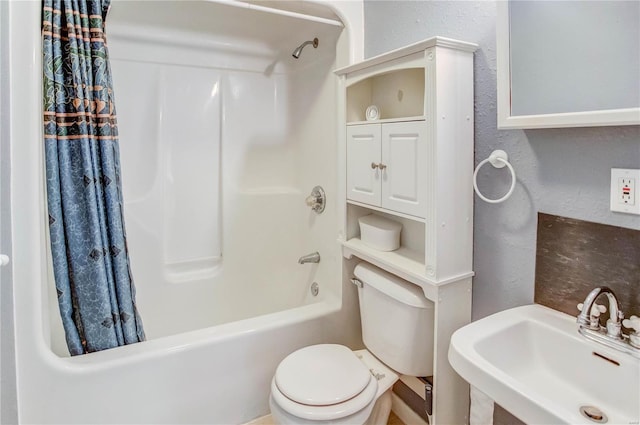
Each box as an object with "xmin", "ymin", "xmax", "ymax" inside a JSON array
[{"xmin": 292, "ymin": 38, "xmax": 319, "ymax": 59}]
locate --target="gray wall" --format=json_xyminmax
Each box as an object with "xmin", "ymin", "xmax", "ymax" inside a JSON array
[{"xmin": 364, "ymin": 0, "xmax": 640, "ymax": 320}]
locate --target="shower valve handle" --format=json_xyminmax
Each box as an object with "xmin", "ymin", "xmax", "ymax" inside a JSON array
[{"xmin": 305, "ymin": 186, "xmax": 326, "ymax": 214}]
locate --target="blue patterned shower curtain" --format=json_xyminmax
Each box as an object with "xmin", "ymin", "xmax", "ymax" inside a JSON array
[{"xmin": 42, "ymin": 0, "xmax": 145, "ymax": 355}]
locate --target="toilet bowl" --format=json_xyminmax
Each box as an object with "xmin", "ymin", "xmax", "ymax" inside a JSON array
[
  {"xmin": 269, "ymin": 346, "xmax": 397, "ymax": 425},
  {"xmin": 269, "ymin": 263, "xmax": 435, "ymax": 425}
]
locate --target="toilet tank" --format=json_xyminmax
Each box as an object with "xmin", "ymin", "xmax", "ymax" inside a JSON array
[{"xmin": 354, "ymin": 262, "xmax": 434, "ymax": 377}]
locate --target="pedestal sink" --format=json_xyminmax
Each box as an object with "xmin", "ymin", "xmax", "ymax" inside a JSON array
[{"xmin": 448, "ymin": 304, "xmax": 640, "ymax": 424}]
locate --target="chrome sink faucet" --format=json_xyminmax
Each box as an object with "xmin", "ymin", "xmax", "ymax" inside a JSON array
[
  {"xmin": 577, "ymin": 286, "xmax": 640, "ymax": 358},
  {"xmin": 577, "ymin": 286, "xmax": 623, "ymax": 338}
]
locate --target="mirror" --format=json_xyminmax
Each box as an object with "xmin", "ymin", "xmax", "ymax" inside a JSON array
[{"xmin": 497, "ymin": 1, "xmax": 640, "ymax": 129}]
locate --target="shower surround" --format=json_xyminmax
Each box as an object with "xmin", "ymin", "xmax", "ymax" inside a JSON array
[{"xmin": 5, "ymin": 1, "xmax": 362, "ymax": 423}]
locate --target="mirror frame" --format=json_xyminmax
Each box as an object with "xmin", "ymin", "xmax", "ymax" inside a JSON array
[{"xmin": 496, "ymin": 1, "xmax": 640, "ymax": 129}]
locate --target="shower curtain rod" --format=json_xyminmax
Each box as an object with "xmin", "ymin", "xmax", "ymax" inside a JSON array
[{"xmin": 205, "ymin": 0, "xmax": 344, "ymax": 27}]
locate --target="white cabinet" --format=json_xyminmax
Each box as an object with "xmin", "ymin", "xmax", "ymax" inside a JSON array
[
  {"xmin": 346, "ymin": 124, "xmax": 381, "ymax": 206},
  {"xmin": 336, "ymin": 37, "xmax": 478, "ymax": 425},
  {"xmin": 347, "ymin": 121, "xmax": 426, "ymax": 218}
]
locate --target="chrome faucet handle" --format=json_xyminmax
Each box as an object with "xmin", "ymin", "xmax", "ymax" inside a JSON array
[
  {"xmin": 623, "ymin": 316, "xmax": 640, "ymax": 349},
  {"xmin": 577, "ymin": 302, "xmax": 606, "ymax": 330},
  {"xmin": 305, "ymin": 186, "xmax": 326, "ymax": 214},
  {"xmin": 623, "ymin": 315, "xmax": 640, "ymax": 331},
  {"xmin": 305, "ymin": 195, "xmax": 319, "ymax": 206},
  {"xmin": 577, "ymin": 302, "xmax": 606, "ymax": 315}
]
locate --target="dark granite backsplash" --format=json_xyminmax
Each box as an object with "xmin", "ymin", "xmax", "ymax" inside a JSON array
[{"xmin": 535, "ymin": 213, "xmax": 640, "ymax": 320}]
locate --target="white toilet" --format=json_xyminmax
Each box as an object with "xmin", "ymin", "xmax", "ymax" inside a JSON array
[{"xmin": 269, "ymin": 262, "xmax": 435, "ymax": 425}]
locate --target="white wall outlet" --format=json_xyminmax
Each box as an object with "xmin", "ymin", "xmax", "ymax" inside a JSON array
[{"xmin": 610, "ymin": 168, "xmax": 640, "ymax": 215}]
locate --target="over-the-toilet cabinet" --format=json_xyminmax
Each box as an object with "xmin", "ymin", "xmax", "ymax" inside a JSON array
[
  {"xmin": 347, "ymin": 122, "xmax": 426, "ymax": 218},
  {"xmin": 336, "ymin": 37, "xmax": 478, "ymax": 425}
]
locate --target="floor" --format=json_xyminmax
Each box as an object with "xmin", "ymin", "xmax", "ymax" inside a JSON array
[
  {"xmin": 248, "ymin": 411, "xmax": 406, "ymax": 425},
  {"xmin": 387, "ymin": 411, "xmax": 406, "ymax": 425}
]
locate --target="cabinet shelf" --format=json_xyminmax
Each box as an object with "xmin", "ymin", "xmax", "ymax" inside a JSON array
[
  {"xmin": 345, "ymin": 68, "xmax": 425, "ymax": 123},
  {"xmin": 342, "ymin": 237, "xmax": 426, "ymax": 286},
  {"xmin": 346, "ymin": 200, "xmax": 425, "ymax": 223},
  {"xmin": 347, "ymin": 116, "xmax": 425, "ymax": 126}
]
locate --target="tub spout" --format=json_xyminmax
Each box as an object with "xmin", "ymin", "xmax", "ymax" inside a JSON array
[{"xmin": 298, "ymin": 252, "xmax": 320, "ymax": 264}]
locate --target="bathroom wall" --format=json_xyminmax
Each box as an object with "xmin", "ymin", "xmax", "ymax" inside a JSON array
[
  {"xmin": 363, "ymin": 0, "xmax": 640, "ymax": 321},
  {"xmin": 0, "ymin": 1, "xmax": 18, "ymax": 423}
]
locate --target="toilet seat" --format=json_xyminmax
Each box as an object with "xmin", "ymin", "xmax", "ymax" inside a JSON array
[
  {"xmin": 272, "ymin": 344, "xmax": 378, "ymax": 421},
  {"xmin": 271, "ymin": 375, "xmax": 377, "ymax": 421}
]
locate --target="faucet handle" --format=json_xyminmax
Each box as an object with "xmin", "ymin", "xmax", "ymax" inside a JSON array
[
  {"xmin": 623, "ymin": 316, "xmax": 640, "ymax": 332},
  {"xmin": 305, "ymin": 186, "xmax": 326, "ymax": 214},
  {"xmin": 577, "ymin": 302, "xmax": 606, "ymax": 316},
  {"xmin": 623, "ymin": 316, "xmax": 640, "ymax": 349},
  {"xmin": 578, "ymin": 303, "xmax": 606, "ymax": 330}
]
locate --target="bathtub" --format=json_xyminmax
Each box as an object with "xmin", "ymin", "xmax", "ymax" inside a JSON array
[{"xmin": 5, "ymin": 1, "xmax": 364, "ymax": 423}]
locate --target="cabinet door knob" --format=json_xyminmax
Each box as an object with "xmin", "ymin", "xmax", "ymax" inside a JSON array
[
  {"xmin": 378, "ymin": 163, "xmax": 387, "ymax": 170},
  {"xmin": 371, "ymin": 162, "xmax": 379, "ymax": 169}
]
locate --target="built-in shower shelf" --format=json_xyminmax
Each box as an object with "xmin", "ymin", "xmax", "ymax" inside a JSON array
[{"xmin": 342, "ymin": 237, "xmax": 427, "ymax": 287}]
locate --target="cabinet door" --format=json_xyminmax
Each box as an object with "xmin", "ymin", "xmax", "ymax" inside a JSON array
[
  {"xmin": 346, "ymin": 124, "xmax": 381, "ymax": 206},
  {"xmin": 381, "ymin": 121, "xmax": 426, "ymax": 217}
]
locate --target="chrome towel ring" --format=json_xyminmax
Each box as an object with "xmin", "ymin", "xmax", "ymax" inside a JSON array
[{"xmin": 473, "ymin": 150, "xmax": 516, "ymax": 204}]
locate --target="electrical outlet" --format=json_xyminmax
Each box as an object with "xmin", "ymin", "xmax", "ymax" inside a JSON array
[
  {"xmin": 611, "ymin": 168, "xmax": 640, "ymax": 215},
  {"xmin": 619, "ymin": 177, "xmax": 634, "ymax": 205}
]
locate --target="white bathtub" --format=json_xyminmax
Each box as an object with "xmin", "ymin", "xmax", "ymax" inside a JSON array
[
  {"xmin": 32, "ymin": 299, "xmax": 349, "ymax": 424},
  {"xmin": 5, "ymin": 1, "xmax": 364, "ymax": 423}
]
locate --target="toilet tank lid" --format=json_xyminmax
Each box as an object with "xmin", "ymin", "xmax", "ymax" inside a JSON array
[{"xmin": 354, "ymin": 262, "xmax": 433, "ymax": 309}]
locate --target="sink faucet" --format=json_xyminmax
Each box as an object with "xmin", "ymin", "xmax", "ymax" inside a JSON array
[
  {"xmin": 576, "ymin": 287, "xmax": 640, "ymax": 358},
  {"xmin": 577, "ymin": 286, "xmax": 623, "ymax": 339},
  {"xmin": 298, "ymin": 252, "xmax": 320, "ymax": 264}
]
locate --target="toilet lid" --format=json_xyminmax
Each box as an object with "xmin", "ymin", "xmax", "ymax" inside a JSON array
[{"xmin": 275, "ymin": 344, "xmax": 372, "ymax": 406}]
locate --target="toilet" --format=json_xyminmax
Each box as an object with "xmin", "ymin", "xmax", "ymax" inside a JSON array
[{"xmin": 269, "ymin": 262, "xmax": 435, "ymax": 425}]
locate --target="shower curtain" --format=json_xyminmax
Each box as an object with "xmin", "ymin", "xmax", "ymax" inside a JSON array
[{"xmin": 42, "ymin": 0, "xmax": 145, "ymax": 355}]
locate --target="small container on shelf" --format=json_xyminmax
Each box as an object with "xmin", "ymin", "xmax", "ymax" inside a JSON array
[
  {"xmin": 358, "ymin": 214, "xmax": 402, "ymax": 251},
  {"xmin": 365, "ymin": 105, "xmax": 380, "ymax": 121}
]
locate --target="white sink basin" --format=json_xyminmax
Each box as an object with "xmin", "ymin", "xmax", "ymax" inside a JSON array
[{"xmin": 449, "ymin": 304, "xmax": 640, "ymax": 424}]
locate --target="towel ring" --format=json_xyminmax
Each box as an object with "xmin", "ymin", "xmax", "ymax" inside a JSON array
[{"xmin": 473, "ymin": 150, "xmax": 516, "ymax": 204}]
